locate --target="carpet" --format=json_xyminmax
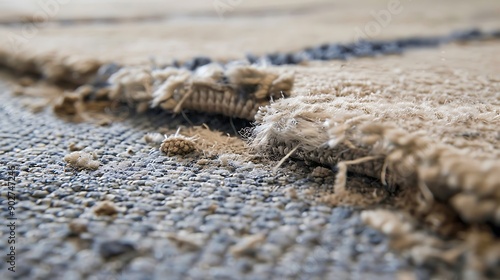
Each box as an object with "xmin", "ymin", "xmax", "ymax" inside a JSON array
[{"xmin": 0, "ymin": 1, "xmax": 499, "ymax": 279}]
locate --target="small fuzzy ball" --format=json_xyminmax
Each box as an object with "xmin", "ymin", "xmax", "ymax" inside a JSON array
[{"xmin": 160, "ymin": 135, "xmax": 196, "ymax": 156}]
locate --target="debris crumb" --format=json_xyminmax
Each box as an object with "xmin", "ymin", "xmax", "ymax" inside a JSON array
[
  {"xmin": 144, "ymin": 132, "xmax": 164, "ymax": 144},
  {"xmin": 68, "ymin": 219, "xmax": 88, "ymax": 235},
  {"xmin": 166, "ymin": 231, "xmax": 207, "ymax": 251},
  {"xmin": 196, "ymin": 158, "xmax": 210, "ymax": 165},
  {"xmin": 230, "ymin": 233, "xmax": 266, "ymax": 257},
  {"xmin": 285, "ymin": 187, "xmax": 298, "ymax": 199},
  {"xmin": 207, "ymin": 204, "xmax": 218, "ymax": 214},
  {"xmin": 64, "ymin": 151, "xmax": 100, "ymax": 170},
  {"xmin": 93, "ymin": 201, "xmax": 119, "ymax": 216},
  {"xmin": 217, "ymin": 153, "xmax": 244, "ymax": 166},
  {"xmin": 68, "ymin": 142, "xmax": 83, "ymax": 151}
]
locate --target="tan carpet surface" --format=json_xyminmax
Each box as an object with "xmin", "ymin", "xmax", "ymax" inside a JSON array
[{"xmin": 1, "ymin": 0, "xmax": 499, "ymax": 64}]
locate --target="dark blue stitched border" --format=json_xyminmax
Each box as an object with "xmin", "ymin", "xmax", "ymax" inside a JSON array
[{"xmin": 177, "ymin": 28, "xmax": 500, "ymax": 70}]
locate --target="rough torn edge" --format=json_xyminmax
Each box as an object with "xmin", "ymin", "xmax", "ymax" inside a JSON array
[
  {"xmin": 106, "ymin": 62, "xmax": 294, "ymax": 120},
  {"xmin": 251, "ymin": 94, "xmax": 500, "ymax": 226},
  {"xmin": 251, "ymin": 94, "xmax": 500, "ymax": 275}
]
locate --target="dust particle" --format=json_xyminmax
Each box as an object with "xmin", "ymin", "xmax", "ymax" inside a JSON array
[{"xmin": 93, "ymin": 201, "xmax": 119, "ymax": 216}]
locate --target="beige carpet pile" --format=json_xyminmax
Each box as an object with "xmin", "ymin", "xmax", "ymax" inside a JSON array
[{"xmin": 252, "ymin": 44, "xmax": 500, "ymax": 275}]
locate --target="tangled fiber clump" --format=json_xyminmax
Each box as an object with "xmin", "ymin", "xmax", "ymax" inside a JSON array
[
  {"xmin": 160, "ymin": 130, "xmax": 197, "ymax": 157},
  {"xmin": 105, "ymin": 62, "xmax": 294, "ymax": 120},
  {"xmin": 251, "ymin": 94, "xmax": 500, "ymax": 274}
]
